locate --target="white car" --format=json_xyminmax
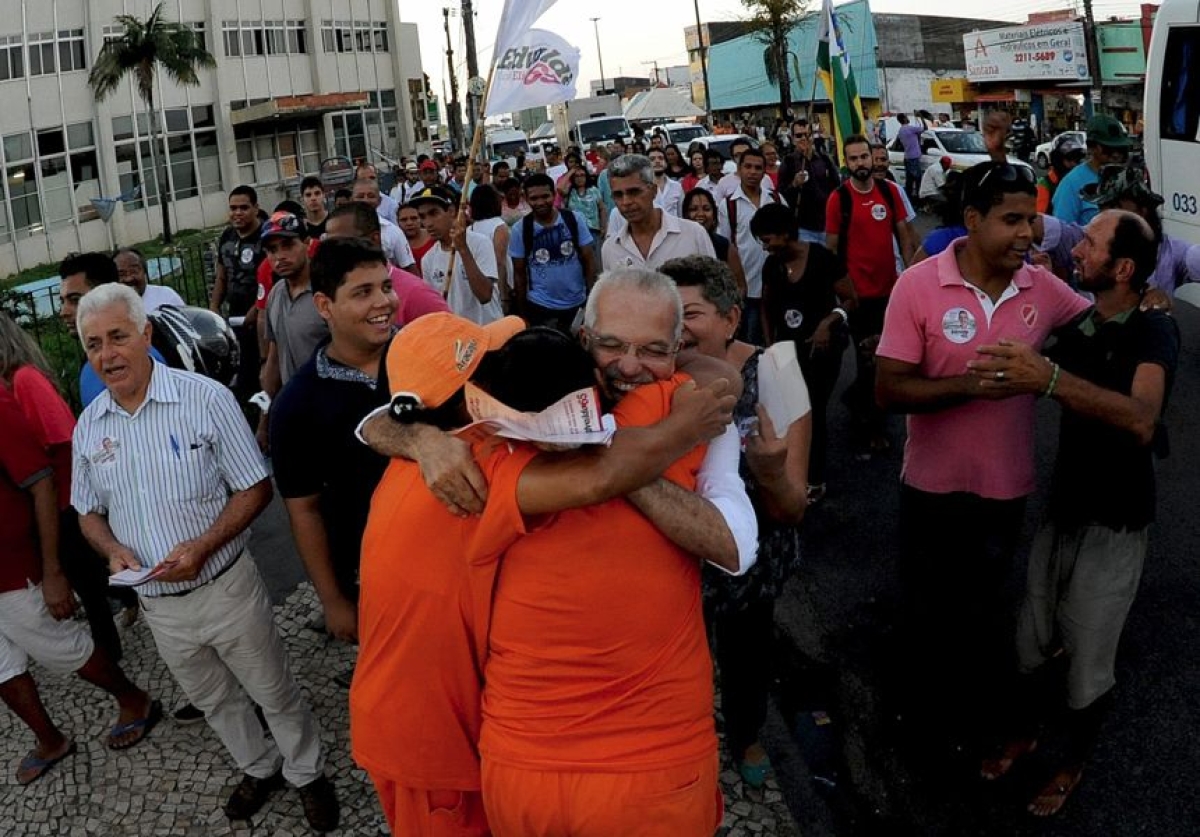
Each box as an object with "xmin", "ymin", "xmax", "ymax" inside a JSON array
[
  {"xmin": 689, "ymin": 134, "xmax": 760, "ymax": 174},
  {"xmin": 887, "ymin": 128, "xmax": 1030, "ymax": 187},
  {"xmin": 1034, "ymin": 131, "xmax": 1087, "ymax": 170}
]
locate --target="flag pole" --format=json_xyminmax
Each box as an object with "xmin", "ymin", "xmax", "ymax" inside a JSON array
[{"xmin": 443, "ymin": 65, "xmax": 498, "ymax": 298}]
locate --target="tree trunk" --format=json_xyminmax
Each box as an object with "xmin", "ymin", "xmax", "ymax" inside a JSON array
[
  {"xmin": 777, "ymin": 34, "xmax": 792, "ymax": 120},
  {"xmin": 144, "ymin": 84, "xmax": 173, "ymax": 244}
]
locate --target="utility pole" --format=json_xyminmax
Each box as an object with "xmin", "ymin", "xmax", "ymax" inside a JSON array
[
  {"xmin": 643, "ymin": 60, "xmax": 660, "ymax": 87},
  {"xmin": 443, "ymin": 8, "xmax": 463, "ymax": 151},
  {"xmin": 461, "ymin": 0, "xmax": 481, "ymax": 143},
  {"xmin": 590, "ymin": 17, "xmax": 606, "ymax": 95},
  {"xmin": 1082, "ymin": 0, "xmax": 1104, "ymax": 115},
  {"xmin": 691, "ymin": 1, "xmax": 712, "ymax": 125}
]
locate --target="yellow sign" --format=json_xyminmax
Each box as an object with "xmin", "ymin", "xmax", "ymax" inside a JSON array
[{"xmin": 931, "ymin": 78, "xmax": 973, "ymax": 103}]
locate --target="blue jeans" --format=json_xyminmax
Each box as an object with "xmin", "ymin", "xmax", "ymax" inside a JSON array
[{"xmin": 904, "ymin": 158, "xmax": 922, "ymax": 202}]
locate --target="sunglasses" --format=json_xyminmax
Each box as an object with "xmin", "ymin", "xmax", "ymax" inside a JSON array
[{"xmin": 975, "ymin": 163, "xmax": 1036, "ymax": 189}]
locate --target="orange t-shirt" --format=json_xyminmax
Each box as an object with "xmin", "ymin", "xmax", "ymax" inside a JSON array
[
  {"xmin": 350, "ymin": 442, "xmax": 538, "ymax": 789},
  {"xmin": 472, "ymin": 379, "xmax": 716, "ymax": 772}
]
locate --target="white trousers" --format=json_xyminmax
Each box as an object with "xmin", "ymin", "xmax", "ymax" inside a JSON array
[{"xmin": 140, "ymin": 553, "xmax": 325, "ymax": 786}]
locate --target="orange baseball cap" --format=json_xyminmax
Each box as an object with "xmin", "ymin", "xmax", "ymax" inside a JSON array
[{"xmin": 386, "ymin": 312, "xmax": 526, "ymax": 421}]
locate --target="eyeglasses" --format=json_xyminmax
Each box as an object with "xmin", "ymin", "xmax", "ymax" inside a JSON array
[
  {"xmin": 584, "ymin": 330, "xmax": 678, "ymax": 362},
  {"xmin": 792, "ymin": 132, "xmax": 811, "ymax": 139},
  {"xmin": 976, "ymin": 163, "xmax": 1036, "ymax": 189},
  {"xmin": 610, "ymin": 186, "xmax": 648, "ymax": 201}
]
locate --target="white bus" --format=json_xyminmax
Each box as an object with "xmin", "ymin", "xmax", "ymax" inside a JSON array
[{"xmin": 1144, "ymin": 0, "xmax": 1200, "ymax": 245}]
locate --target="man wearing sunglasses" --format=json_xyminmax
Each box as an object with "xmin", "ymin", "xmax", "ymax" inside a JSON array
[
  {"xmin": 875, "ymin": 113, "xmax": 1091, "ymax": 768},
  {"xmin": 779, "ymin": 118, "xmax": 841, "ymax": 245}
]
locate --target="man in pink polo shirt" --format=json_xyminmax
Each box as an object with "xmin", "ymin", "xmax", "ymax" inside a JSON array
[{"xmin": 876, "ymin": 157, "xmax": 1089, "ymax": 763}]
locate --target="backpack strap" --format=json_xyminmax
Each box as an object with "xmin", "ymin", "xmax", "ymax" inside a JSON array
[
  {"xmin": 560, "ymin": 208, "xmax": 581, "ymax": 250},
  {"xmin": 836, "ymin": 182, "xmax": 852, "ymax": 268},
  {"xmin": 520, "ymin": 212, "xmax": 535, "ymax": 259},
  {"xmin": 726, "ymin": 196, "xmax": 738, "ymax": 234}
]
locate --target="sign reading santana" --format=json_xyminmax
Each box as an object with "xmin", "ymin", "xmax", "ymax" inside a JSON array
[{"xmin": 963, "ymin": 22, "xmax": 1091, "ymax": 83}]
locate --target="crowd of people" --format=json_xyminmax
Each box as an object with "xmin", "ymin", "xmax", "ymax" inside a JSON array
[{"xmin": 0, "ymin": 108, "xmax": 1189, "ymax": 836}]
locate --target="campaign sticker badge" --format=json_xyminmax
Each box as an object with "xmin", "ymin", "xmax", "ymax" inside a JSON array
[
  {"xmin": 942, "ymin": 307, "xmax": 977, "ymax": 343},
  {"xmin": 91, "ymin": 437, "xmax": 121, "ymax": 464},
  {"xmin": 534, "ymin": 247, "xmax": 551, "ymax": 264},
  {"xmin": 1020, "ymin": 303, "xmax": 1038, "ymax": 329},
  {"xmin": 871, "ymin": 203, "xmax": 888, "ymax": 221},
  {"xmin": 785, "ymin": 309, "xmax": 804, "ymax": 330},
  {"xmin": 240, "ymin": 247, "xmax": 254, "ymax": 265}
]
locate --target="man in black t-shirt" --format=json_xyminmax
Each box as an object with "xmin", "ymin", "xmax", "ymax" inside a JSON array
[
  {"xmin": 777, "ymin": 118, "xmax": 841, "ymax": 245},
  {"xmin": 269, "ymin": 239, "xmax": 397, "ymax": 649},
  {"xmin": 210, "ymin": 185, "xmax": 266, "ymax": 402},
  {"xmin": 970, "ymin": 210, "xmax": 1179, "ymax": 818}
]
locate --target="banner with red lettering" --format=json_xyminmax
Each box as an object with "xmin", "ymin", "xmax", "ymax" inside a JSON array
[{"xmin": 485, "ymin": 29, "xmax": 580, "ymax": 116}]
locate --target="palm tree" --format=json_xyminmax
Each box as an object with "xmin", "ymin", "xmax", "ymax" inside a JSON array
[
  {"xmin": 88, "ymin": 3, "xmax": 215, "ymax": 244},
  {"xmin": 743, "ymin": 0, "xmax": 808, "ymax": 118}
]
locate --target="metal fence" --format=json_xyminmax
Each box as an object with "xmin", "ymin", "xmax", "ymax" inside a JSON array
[{"xmin": 0, "ymin": 241, "xmax": 218, "ymax": 409}]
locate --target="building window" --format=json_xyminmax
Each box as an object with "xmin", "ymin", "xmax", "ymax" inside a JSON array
[
  {"xmin": 0, "ymin": 34, "xmax": 24, "ymax": 81},
  {"xmin": 57, "ymin": 29, "xmax": 85, "ymax": 72},
  {"xmin": 189, "ymin": 22, "xmax": 207, "ymax": 53},
  {"xmin": 287, "ymin": 21, "xmax": 307, "ymax": 54},
  {"xmin": 263, "ymin": 20, "xmax": 286, "ymax": 55},
  {"xmin": 111, "ymin": 105, "xmax": 222, "ymax": 209},
  {"xmin": 0, "ymin": 118, "xmax": 99, "ymax": 239},
  {"xmin": 224, "ymin": 19, "xmax": 308, "ymax": 58},
  {"xmin": 321, "ymin": 20, "xmax": 386, "ymax": 53},
  {"xmin": 27, "ymin": 31, "xmax": 56, "ymax": 76}
]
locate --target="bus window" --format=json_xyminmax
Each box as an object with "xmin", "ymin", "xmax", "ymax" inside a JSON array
[{"xmin": 1161, "ymin": 28, "xmax": 1200, "ymax": 142}]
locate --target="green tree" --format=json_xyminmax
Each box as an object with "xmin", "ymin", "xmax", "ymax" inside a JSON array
[
  {"xmin": 88, "ymin": 3, "xmax": 215, "ymax": 244},
  {"xmin": 742, "ymin": 0, "xmax": 808, "ymax": 118}
]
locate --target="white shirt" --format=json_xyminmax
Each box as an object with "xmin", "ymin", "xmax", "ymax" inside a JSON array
[
  {"xmin": 655, "ymin": 177, "xmax": 685, "ymax": 217},
  {"xmin": 546, "ymin": 163, "xmax": 568, "ymax": 184},
  {"xmin": 379, "ymin": 218, "xmax": 416, "ymax": 270},
  {"xmin": 713, "ymin": 170, "xmax": 775, "ymax": 203},
  {"xmin": 71, "ymin": 364, "xmax": 268, "ymax": 598},
  {"xmin": 141, "ymin": 283, "xmax": 185, "ymax": 312},
  {"xmin": 717, "ymin": 184, "xmax": 788, "ymax": 298},
  {"xmin": 919, "ymin": 164, "xmax": 948, "ymax": 200},
  {"xmin": 377, "ymin": 192, "xmax": 399, "ymax": 224},
  {"xmin": 421, "ymin": 229, "xmax": 503, "ymax": 324},
  {"xmin": 601, "ymin": 210, "xmax": 715, "ymax": 271},
  {"xmin": 697, "ymin": 423, "xmax": 759, "ymax": 575}
]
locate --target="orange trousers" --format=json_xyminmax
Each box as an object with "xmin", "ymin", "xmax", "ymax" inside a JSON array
[
  {"xmin": 370, "ymin": 776, "xmax": 490, "ymax": 837},
  {"xmin": 481, "ymin": 754, "xmax": 722, "ymax": 837}
]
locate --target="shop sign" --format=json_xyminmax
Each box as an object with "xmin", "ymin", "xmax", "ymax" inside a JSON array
[{"xmin": 963, "ymin": 22, "xmax": 1091, "ymax": 83}]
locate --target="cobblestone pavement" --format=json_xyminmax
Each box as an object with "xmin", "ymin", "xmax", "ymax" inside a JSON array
[{"xmin": 1, "ymin": 583, "xmax": 799, "ymax": 836}]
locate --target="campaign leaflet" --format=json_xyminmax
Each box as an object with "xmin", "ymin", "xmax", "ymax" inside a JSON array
[{"xmin": 455, "ymin": 382, "xmax": 616, "ymax": 447}]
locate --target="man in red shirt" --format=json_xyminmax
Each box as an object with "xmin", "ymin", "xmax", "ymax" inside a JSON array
[
  {"xmin": 0, "ymin": 389, "xmax": 157, "ymax": 785},
  {"xmin": 826, "ymin": 134, "xmax": 916, "ymax": 458}
]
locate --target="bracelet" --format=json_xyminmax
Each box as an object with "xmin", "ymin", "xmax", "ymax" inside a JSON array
[
  {"xmin": 1043, "ymin": 362, "xmax": 1061, "ymax": 398},
  {"xmin": 832, "ymin": 306, "xmax": 849, "ymax": 324}
]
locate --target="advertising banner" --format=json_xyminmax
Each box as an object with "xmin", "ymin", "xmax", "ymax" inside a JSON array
[{"xmin": 963, "ymin": 22, "xmax": 1090, "ymax": 83}]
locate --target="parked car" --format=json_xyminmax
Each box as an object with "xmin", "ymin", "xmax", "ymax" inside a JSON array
[
  {"xmin": 887, "ymin": 128, "xmax": 1030, "ymax": 186},
  {"xmin": 650, "ymin": 122, "xmax": 709, "ymax": 147},
  {"xmin": 1034, "ymin": 131, "xmax": 1087, "ymax": 169},
  {"xmin": 689, "ymin": 134, "xmax": 760, "ymax": 174}
]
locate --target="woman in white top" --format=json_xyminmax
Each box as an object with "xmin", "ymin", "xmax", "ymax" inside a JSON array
[
  {"xmin": 469, "ymin": 185, "xmax": 513, "ymax": 312},
  {"xmin": 647, "ymin": 148, "xmax": 684, "ymax": 217}
]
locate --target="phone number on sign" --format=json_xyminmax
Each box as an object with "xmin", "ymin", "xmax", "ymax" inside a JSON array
[{"xmin": 1013, "ymin": 51, "xmax": 1057, "ymax": 63}]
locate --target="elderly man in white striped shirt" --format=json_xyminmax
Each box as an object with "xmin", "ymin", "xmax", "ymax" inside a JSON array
[{"xmin": 70, "ymin": 284, "xmax": 340, "ymax": 832}]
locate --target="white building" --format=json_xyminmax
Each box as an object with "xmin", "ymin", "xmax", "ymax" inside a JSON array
[{"xmin": 0, "ymin": 0, "xmax": 430, "ymax": 276}]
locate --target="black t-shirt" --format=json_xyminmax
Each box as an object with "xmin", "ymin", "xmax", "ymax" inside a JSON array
[
  {"xmin": 762, "ymin": 243, "xmax": 843, "ymax": 345},
  {"xmin": 307, "ymin": 215, "xmax": 328, "ymax": 240},
  {"xmin": 217, "ymin": 224, "xmax": 265, "ymax": 315},
  {"xmin": 778, "ymin": 150, "xmax": 841, "ymax": 232},
  {"xmin": 710, "ymin": 231, "xmax": 730, "ymax": 264},
  {"xmin": 1047, "ymin": 307, "xmax": 1180, "ymax": 530},
  {"xmin": 269, "ymin": 345, "xmax": 392, "ymax": 594}
]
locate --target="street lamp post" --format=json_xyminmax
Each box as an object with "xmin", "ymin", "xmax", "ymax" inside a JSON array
[
  {"xmin": 692, "ymin": 0, "xmax": 712, "ymax": 124},
  {"xmin": 875, "ymin": 45, "xmax": 890, "ymax": 114},
  {"xmin": 590, "ymin": 17, "xmax": 606, "ymax": 94}
]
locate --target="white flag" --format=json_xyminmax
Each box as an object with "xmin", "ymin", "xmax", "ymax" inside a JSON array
[
  {"xmin": 494, "ymin": 0, "xmax": 559, "ymax": 58},
  {"xmin": 485, "ymin": 29, "xmax": 580, "ymax": 116}
]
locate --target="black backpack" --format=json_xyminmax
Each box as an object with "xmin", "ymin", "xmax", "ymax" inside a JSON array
[
  {"xmin": 520, "ymin": 209, "xmax": 581, "ymax": 260},
  {"xmin": 835, "ymin": 179, "xmax": 900, "ymax": 269}
]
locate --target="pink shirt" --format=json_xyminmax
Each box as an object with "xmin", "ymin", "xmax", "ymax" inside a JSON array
[
  {"xmin": 877, "ymin": 240, "xmax": 1090, "ymax": 500},
  {"xmin": 389, "ymin": 265, "xmax": 450, "ymax": 326}
]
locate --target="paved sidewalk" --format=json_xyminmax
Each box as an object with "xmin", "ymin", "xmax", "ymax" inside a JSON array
[{"xmin": 1, "ymin": 582, "xmax": 799, "ymax": 835}]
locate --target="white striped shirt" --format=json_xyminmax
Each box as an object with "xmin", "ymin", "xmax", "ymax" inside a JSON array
[{"xmin": 72, "ymin": 363, "xmax": 268, "ymax": 597}]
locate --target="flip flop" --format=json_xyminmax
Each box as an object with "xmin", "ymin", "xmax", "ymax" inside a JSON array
[
  {"xmin": 1028, "ymin": 767, "xmax": 1084, "ymax": 817},
  {"xmin": 17, "ymin": 740, "xmax": 76, "ymax": 786},
  {"xmin": 107, "ymin": 699, "xmax": 162, "ymax": 750},
  {"xmin": 980, "ymin": 737, "xmax": 1038, "ymax": 781}
]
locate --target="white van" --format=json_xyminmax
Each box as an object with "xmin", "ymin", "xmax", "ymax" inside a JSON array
[
  {"xmin": 485, "ymin": 129, "xmax": 530, "ymax": 168},
  {"xmin": 1143, "ymin": 0, "xmax": 1200, "ymax": 245}
]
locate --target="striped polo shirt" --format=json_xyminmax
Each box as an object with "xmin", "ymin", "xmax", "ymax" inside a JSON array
[{"xmin": 72, "ymin": 363, "xmax": 268, "ymax": 597}]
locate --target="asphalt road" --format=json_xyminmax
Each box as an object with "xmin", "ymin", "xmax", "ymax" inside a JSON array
[{"xmin": 767, "ymin": 270, "xmax": 1200, "ymax": 835}]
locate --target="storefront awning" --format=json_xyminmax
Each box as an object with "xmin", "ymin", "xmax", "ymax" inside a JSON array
[
  {"xmin": 230, "ymin": 93, "xmax": 371, "ymax": 126},
  {"xmin": 973, "ymin": 92, "xmax": 1016, "ymax": 103}
]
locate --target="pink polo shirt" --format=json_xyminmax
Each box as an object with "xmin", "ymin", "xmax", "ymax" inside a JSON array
[
  {"xmin": 877, "ymin": 239, "xmax": 1090, "ymax": 500},
  {"xmin": 388, "ymin": 264, "xmax": 450, "ymax": 326}
]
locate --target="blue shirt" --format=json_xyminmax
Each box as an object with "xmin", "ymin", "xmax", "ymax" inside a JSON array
[
  {"xmin": 80, "ymin": 346, "xmax": 166, "ymax": 408},
  {"xmin": 508, "ymin": 211, "xmax": 594, "ymax": 310},
  {"xmin": 921, "ymin": 226, "xmax": 968, "ymax": 258},
  {"xmin": 1052, "ymin": 163, "xmax": 1099, "ymax": 226}
]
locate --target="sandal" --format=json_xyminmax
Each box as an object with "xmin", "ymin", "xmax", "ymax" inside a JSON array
[
  {"xmin": 16, "ymin": 740, "xmax": 76, "ymax": 785},
  {"xmin": 1028, "ymin": 766, "xmax": 1083, "ymax": 817},
  {"xmin": 980, "ymin": 737, "xmax": 1038, "ymax": 781},
  {"xmin": 107, "ymin": 699, "xmax": 162, "ymax": 750}
]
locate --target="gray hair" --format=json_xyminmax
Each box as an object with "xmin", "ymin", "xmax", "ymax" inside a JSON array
[
  {"xmin": 352, "ymin": 178, "xmax": 380, "ymax": 196},
  {"xmin": 658, "ymin": 255, "xmax": 742, "ymax": 316},
  {"xmin": 76, "ymin": 282, "xmax": 147, "ymax": 341},
  {"xmin": 0, "ymin": 310, "xmax": 56, "ymax": 386},
  {"xmin": 583, "ymin": 267, "xmax": 683, "ymax": 343},
  {"xmin": 606, "ymin": 154, "xmax": 655, "ymax": 186}
]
